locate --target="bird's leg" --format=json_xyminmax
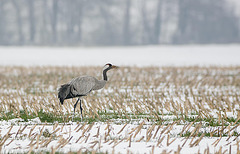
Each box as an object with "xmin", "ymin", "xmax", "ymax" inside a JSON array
[
  {"xmin": 80, "ymin": 99, "xmax": 83, "ymax": 121},
  {"xmin": 73, "ymin": 98, "xmax": 80, "ymax": 121}
]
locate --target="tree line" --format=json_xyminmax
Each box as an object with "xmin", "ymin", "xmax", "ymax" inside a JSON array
[{"xmin": 0, "ymin": 0, "xmax": 239, "ymax": 46}]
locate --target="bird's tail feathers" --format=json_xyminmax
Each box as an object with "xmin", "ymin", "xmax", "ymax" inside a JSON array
[{"xmin": 58, "ymin": 84, "xmax": 71, "ymax": 104}]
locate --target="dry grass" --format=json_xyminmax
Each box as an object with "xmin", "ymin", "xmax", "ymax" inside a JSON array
[
  {"xmin": 0, "ymin": 65, "xmax": 240, "ymax": 153},
  {"xmin": 0, "ymin": 66, "xmax": 239, "ymax": 122}
]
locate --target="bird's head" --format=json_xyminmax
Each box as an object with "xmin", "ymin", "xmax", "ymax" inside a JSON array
[{"xmin": 103, "ymin": 63, "xmax": 119, "ymax": 71}]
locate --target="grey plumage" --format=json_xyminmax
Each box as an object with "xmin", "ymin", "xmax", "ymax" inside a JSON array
[{"xmin": 58, "ymin": 63, "xmax": 118, "ymax": 120}]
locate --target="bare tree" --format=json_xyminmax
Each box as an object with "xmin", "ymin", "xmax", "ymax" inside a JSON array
[
  {"xmin": 122, "ymin": 0, "xmax": 131, "ymax": 45},
  {"xmin": 12, "ymin": 0, "xmax": 24, "ymax": 45},
  {"xmin": 64, "ymin": 0, "xmax": 84, "ymax": 45},
  {"xmin": 140, "ymin": 0, "xmax": 162, "ymax": 45},
  {"xmin": 76, "ymin": 0, "xmax": 84, "ymax": 44},
  {"xmin": 173, "ymin": 0, "xmax": 239, "ymax": 44},
  {"xmin": 51, "ymin": 0, "xmax": 58, "ymax": 44},
  {"xmin": 100, "ymin": 1, "xmax": 117, "ymax": 45},
  {"xmin": 141, "ymin": 0, "xmax": 151, "ymax": 44},
  {"xmin": 39, "ymin": 0, "xmax": 50, "ymax": 45},
  {"xmin": 0, "ymin": 0, "xmax": 239, "ymax": 46},
  {"xmin": 0, "ymin": 0, "xmax": 7, "ymax": 45},
  {"xmin": 27, "ymin": 0, "xmax": 35, "ymax": 43},
  {"xmin": 152, "ymin": 0, "xmax": 162, "ymax": 44}
]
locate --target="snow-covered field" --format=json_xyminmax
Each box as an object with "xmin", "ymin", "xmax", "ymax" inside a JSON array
[
  {"xmin": 0, "ymin": 45, "xmax": 240, "ymax": 66},
  {"xmin": 1, "ymin": 119, "xmax": 239, "ymax": 153},
  {"xmin": 0, "ymin": 45, "xmax": 240, "ymax": 153}
]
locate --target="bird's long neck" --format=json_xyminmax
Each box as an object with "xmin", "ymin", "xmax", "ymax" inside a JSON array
[{"xmin": 103, "ymin": 67, "xmax": 111, "ymax": 81}]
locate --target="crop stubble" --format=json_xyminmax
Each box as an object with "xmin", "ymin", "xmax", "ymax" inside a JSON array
[{"xmin": 0, "ymin": 66, "xmax": 240, "ymax": 153}]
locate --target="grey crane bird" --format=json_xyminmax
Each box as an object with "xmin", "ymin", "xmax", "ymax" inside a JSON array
[{"xmin": 58, "ymin": 63, "xmax": 118, "ymax": 120}]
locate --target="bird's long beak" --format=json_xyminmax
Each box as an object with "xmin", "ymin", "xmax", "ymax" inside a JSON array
[{"xmin": 112, "ymin": 65, "xmax": 119, "ymax": 69}]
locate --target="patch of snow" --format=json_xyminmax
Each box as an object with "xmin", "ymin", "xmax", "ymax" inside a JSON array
[
  {"xmin": 0, "ymin": 121, "xmax": 239, "ymax": 153},
  {"xmin": 29, "ymin": 117, "xmax": 42, "ymax": 124}
]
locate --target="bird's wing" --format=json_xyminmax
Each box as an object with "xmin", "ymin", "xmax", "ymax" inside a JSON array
[{"xmin": 70, "ymin": 76, "xmax": 96, "ymax": 96}]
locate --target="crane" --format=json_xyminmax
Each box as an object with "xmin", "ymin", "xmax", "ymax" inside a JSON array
[{"xmin": 58, "ymin": 63, "xmax": 118, "ymax": 120}]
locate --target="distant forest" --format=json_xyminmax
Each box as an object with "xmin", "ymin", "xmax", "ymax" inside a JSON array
[{"xmin": 0, "ymin": 0, "xmax": 239, "ymax": 46}]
